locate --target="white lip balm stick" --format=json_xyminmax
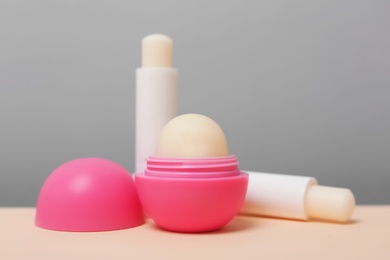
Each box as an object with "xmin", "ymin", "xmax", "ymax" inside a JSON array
[
  {"xmin": 135, "ymin": 34, "xmax": 177, "ymax": 173},
  {"xmin": 241, "ymin": 171, "xmax": 355, "ymax": 222}
]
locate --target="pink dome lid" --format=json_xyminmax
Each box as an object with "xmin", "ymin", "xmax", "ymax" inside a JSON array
[{"xmin": 35, "ymin": 158, "xmax": 144, "ymax": 231}]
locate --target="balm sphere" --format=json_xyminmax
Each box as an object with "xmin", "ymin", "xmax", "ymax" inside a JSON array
[{"xmin": 155, "ymin": 114, "xmax": 229, "ymax": 158}]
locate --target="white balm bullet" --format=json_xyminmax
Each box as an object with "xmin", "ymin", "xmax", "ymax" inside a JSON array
[
  {"xmin": 135, "ymin": 34, "xmax": 177, "ymax": 173},
  {"xmin": 241, "ymin": 171, "xmax": 355, "ymax": 222}
]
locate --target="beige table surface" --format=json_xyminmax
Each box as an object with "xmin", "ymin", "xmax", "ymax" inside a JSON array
[{"xmin": 1, "ymin": 206, "xmax": 389, "ymax": 260}]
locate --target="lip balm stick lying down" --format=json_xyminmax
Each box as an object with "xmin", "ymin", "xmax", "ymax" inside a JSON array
[{"xmin": 241, "ymin": 171, "xmax": 355, "ymax": 223}]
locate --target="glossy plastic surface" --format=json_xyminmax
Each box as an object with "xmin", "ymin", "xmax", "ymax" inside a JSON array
[
  {"xmin": 135, "ymin": 156, "xmax": 248, "ymax": 232},
  {"xmin": 36, "ymin": 158, "xmax": 145, "ymax": 231}
]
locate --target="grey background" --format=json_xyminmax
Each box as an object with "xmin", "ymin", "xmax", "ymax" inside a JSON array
[{"xmin": 1, "ymin": 1, "xmax": 389, "ymax": 206}]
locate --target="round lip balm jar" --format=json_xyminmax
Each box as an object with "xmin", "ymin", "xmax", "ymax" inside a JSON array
[{"xmin": 135, "ymin": 155, "xmax": 248, "ymax": 233}]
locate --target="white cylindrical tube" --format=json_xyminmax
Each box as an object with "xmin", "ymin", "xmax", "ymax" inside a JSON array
[
  {"xmin": 242, "ymin": 171, "xmax": 317, "ymax": 220},
  {"xmin": 135, "ymin": 68, "xmax": 177, "ymax": 173},
  {"xmin": 241, "ymin": 171, "xmax": 355, "ymax": 222},
  {"xmin": 135, "ymin": 34, "xmax": 177, "ymax": 173}
]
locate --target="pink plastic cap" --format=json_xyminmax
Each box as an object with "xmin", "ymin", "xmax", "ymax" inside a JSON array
[{"xmin": 35, "ymin": 158, "xmax": 145, "ymax": 231}]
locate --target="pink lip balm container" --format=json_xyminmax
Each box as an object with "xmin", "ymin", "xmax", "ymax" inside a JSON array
[
  {"xmin": 35, "ymin": 158, "xmax": 144, "ymax": 232},
  {"xmin": 135, "ymin": 155, "xmax": 248, "ymax": 233}
]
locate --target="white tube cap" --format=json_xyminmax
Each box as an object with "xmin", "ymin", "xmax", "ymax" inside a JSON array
[{"xmin": 242, "ymin": 172, "xmax": 317, "ymax": 220}]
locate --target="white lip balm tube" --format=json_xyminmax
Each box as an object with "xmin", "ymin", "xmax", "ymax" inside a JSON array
[
  {"xmin": 241, "ymin": 171, "xmax": 355, "ymax": 223},
  {"xmin": 135, "ymin": 34, "xmax": 177, "ymax": 173}
]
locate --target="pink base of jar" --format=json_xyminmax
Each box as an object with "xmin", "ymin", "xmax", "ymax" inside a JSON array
[{"xmin": 135, "ymin": 156, "xmax": 248, "ymax": 233}]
